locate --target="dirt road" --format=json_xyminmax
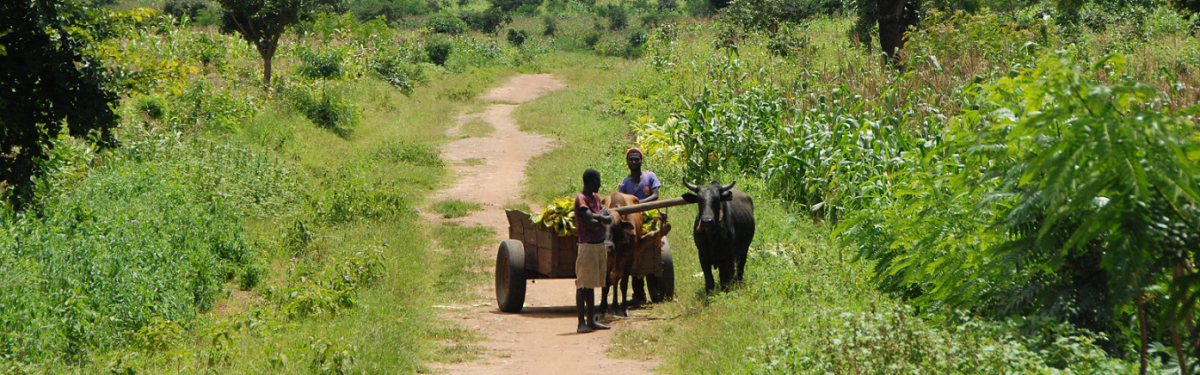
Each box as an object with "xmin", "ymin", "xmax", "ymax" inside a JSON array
[{"xmin": 429, "ymin": 74, "xmax": 657, "ymax": 375}]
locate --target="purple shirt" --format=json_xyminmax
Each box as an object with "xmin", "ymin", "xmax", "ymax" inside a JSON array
[
  {"xmin": 618, "ymin": 171, "xmax": 662, "ymax": 201},
  {"xmin": 574, "ymin": 192, "xmax": 606, "ymax": 243}
]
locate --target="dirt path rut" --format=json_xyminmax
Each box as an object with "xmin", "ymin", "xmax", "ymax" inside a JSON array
[{"xmin": 429, "ymin": 74, "xmax": 657, "ymax": 375}]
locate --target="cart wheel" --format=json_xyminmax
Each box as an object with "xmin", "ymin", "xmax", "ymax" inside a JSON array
[
  {"xmin": 496, "ymin": 240, "xmax": 527, "ymax": 313},
  {"xmin": 651, "ymin": 246, "xmax": 675, "ymax": 302}
]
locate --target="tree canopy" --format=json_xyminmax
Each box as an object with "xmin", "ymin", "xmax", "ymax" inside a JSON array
[{"xmin": 0, "ymin": 0, "xmax": 119, "ymax": 209}]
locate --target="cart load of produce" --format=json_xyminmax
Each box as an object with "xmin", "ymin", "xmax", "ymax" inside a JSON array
[
  {"xmin": 531, "ymin": 197, "xmax": 666, "ymax": 236},
  {"xmin": 531, "ymin": 197, "xmax": 577, "ymax": 236}
]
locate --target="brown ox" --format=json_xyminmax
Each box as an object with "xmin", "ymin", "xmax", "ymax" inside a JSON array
[{"xmin": 600, "ymin": 192, "xmax": 670, "ymax": 317}]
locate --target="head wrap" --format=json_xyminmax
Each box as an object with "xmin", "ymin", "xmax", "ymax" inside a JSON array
[{"xmin": 625, "ymin": 147, "xmax": 643, "ymax": 158}]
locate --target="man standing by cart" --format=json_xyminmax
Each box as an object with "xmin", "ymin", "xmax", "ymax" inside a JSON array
[
  {"xmin": 575, "ymin": 168, "xmax": 613, "ymax": 333},
  {"xmin": 617, "ymin": 148, "xmax": 668, "ymax": 304}
]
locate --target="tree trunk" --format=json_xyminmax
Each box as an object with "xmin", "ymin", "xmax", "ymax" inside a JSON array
[
  {"xmin": 261, "ymin": 51, "xmax": 273, "ymax": 86},
  {"xmin": 876, "ymin": 0, "xmax": 909, "ymax": 67}
]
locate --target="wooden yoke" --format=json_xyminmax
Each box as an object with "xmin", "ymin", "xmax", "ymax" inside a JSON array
[{"xmin": 610, "ymin": 197, "xmax": 691, "ymax": 216}]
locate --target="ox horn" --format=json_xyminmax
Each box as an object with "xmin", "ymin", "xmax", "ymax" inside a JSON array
[
  {"xmin": 683, "ymin": 181, "xmax": 699, "ymax": 192},
  {"xmin": 719, "ymin": 181, "xmax": 737, "ymax": 192}
]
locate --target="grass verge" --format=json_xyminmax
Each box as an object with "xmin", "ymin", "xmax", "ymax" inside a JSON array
[{"xmin": 431, "ymin": 199, "xmax": 485, "ymax": 218}]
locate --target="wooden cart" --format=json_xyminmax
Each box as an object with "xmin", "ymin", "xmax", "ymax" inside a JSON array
[{"xmin": 494, "ymin": 209, "xmax": 676, "ymax": 313}]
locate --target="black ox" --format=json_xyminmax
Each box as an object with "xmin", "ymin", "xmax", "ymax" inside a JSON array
[{"xmin": 682, "ymin": 181, "xmax": 755, "ymax": 293}]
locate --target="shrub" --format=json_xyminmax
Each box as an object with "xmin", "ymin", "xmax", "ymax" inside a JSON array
[
  {"xmin": 194, "ymin": 34, "xmax": 225, "ymax": 67},
  {"xmin": 134, "ymin": 95, "xmax": 166, "ymax": 121},
  {"xmin": 765, "ymin": 24, "xmax": 814, "ymax": 57},
  {"xmin": 582, "ymin": 31, "xmax": 602, "ymax": 49},
  {"xmin": 492, "ymin": 0, "xmax": 540, "ymax": 12},
  {"xmin": 295, "ymin": 45, "xmax": 346, "ymax": 79},
  {"xmin": 595, "ymin": 38, "xmax": 631, "ymax": 57},
  {"xmin": 316, "ymin": 159, "xmax": 413, "ymax": 223},
  {"xmin": 370, "ymin": 50, "xmax": 425, "ymax": 95},
  {"xmin": 169, "ymin": 81, "xmax": 257, "ymax": 133},
  {"xmin": 346, "ymin": 0, "xmax": 432, "ymax": 22},
  {"xmin": 425, "ymin": 12, "xmax": 467, "ymax": 34},
  {"xmin": 163, "ymin": 0, "xmax": 208, "ymax": 22},
  {"xmin": 463, "ymin": 6, "xmax": 512, "ymax": 34},
  {"xmin": 629, "ymin": 31, "xmax": 649, "ymax": 49},
  {"xmin": 285, "ymin": 85, "xmax": 361, "ymax": 138},
  {"xmin": 543, "ymin": 15, "xmax": 558, "ymax": 36},
  {"xmin": 723, "ymin": 0, "xmax": 844, "ymax": 31},
  {"xmin": 424, "ymin": 36, "xmax": 454, "ymax": 65},
  {"xmin": 506, "ymin": 28, "xmax": 528, "ymax": 46},
  {"xmin": 598, "ymin": 4, "xmax": 629, "ymax": 30}
]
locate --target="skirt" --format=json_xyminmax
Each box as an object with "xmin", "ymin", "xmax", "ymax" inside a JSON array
[{"xmin": 575, "ymin": 242, "xmax": 607, "ymax": 289}]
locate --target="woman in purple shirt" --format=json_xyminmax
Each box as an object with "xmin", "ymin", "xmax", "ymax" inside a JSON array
[{"xmin": 618, "ymin": 148, "xmax": 668, "ymax": 304}]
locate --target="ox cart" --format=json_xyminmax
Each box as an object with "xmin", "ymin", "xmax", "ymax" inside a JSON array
[{"xmin": 494, "ymin": 197, "xmax": 689, "ymax": 313}]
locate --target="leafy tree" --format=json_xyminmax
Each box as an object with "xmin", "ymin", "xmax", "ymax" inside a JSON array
[
  {"xmin": 0, "ymin": 0, "xmax": 119, "ymax": 209},
  {"xmin": 346, "ymin": 0, "xmax": 431, "ymax": 22},
  {"xmin": 424, "ymin": 36, "xmax": 453, "ymax": 65},
  {"xmin": 598, "ymin": 4, "xmax": 628, "ymax": 30},
  {"xmin": 464, "ymin": 6, "xmax": 512, "ymax": 34},
  {"xmin": 725, "ymin": 0, "xmax": 822, "ymax": 32},
  {"xmin": 506, "ymin": 28, "xmax": 528, "ymax": 46},
  {"xmin": 709, "ymin": 0, "xmax": 732, "ymax": 9},
  {"xmin": 491, "ymin": 0, "xmax": 540, "ymax": 12},
  {"xmin": 542, "ymin": 15, "xmax": 557, "ymax": 36},
  {"xmin": 217, "ymin": 0, "xmax": 338, "ymax": 85},
  {"xmin": 163, "ymin": 0, "xmax": 209, "ymax": 21},
  {"xmin": 426, "ymin": 11, "xmax": 469, "ymax": 34}
]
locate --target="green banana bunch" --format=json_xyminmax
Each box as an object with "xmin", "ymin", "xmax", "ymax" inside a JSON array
[
  {"xmin": 642, "ymin": 209, "xmax": 665, "ymax": 233},
  {"xmin": 531, "ymin": 197, "xmax": 577, "ymax": 236}
]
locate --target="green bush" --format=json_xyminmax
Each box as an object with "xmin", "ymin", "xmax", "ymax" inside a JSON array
[
  {"xmin": 163, "ymin": 0, "xmax": 208, "ymax": 22},
  {"xmin": 133, "ymin": 94, "xmax": 166, "ymax": 121},
  {"xmin": 346, "ymin": 0, "xmax": 432, "ymax": 22},
  {"xmin": 598, "ymin": 4, "xmax": 629, "ymax": 30},
  {"xmin": 315, "ymin": 159, "xmax": 413, "ymax": 223},
  {"xmin": 424, "ymin": 36, "xmax": 454, "ymax": 65},
  {"xmin": 425, "ymin": 12, "xmax": 468, "ymax": 34},
  {"xmin": 581, "ymin": 31, "xmax": 602, "ymax": 49},
  {"xmin": 723, "ymin": 0, "xmax": 843, "ymax": 31},
  {"xmin": 285, "ymin": 84, "xmax": 361, "ymax": 138},
  {"xmin": 370, "ymin": 50, "xmax": 425, "ymax": 94},
  {"xmin": 463, "ymin": 6, "xmax": 512, "ymax": 34},
  {"xmin": 295, "ymin": 45, "xmax": 346, "ymax": 80},
  {"xmin": 492, "ymin": 0, "xmax": 541, "ymax": 12},
  {"xmin": 506, "ymin": 28, "xmax": 528, "ymax": 46},
  {"xmin": 765, "ymin": 24, "xmax": 813, "ymax": 57},
  {"xmin": 168, "ymin": 81, "xmax": 258, "ymax": 133},
  {"xmin": 595, "ymin": 38, "xmax": 630, "ymax": 57},
  {"xmin": 268, "ymin": 245, "xmax": 385, "ymax": 318},
  {"xmin": 542, "ymin": 15, "xmax": 558, "ymax": 36}
]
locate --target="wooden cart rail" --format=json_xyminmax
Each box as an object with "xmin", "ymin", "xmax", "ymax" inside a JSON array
[{"xmin": 610, "ymin": 196, "xmax": 690, "ymax": 216}]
